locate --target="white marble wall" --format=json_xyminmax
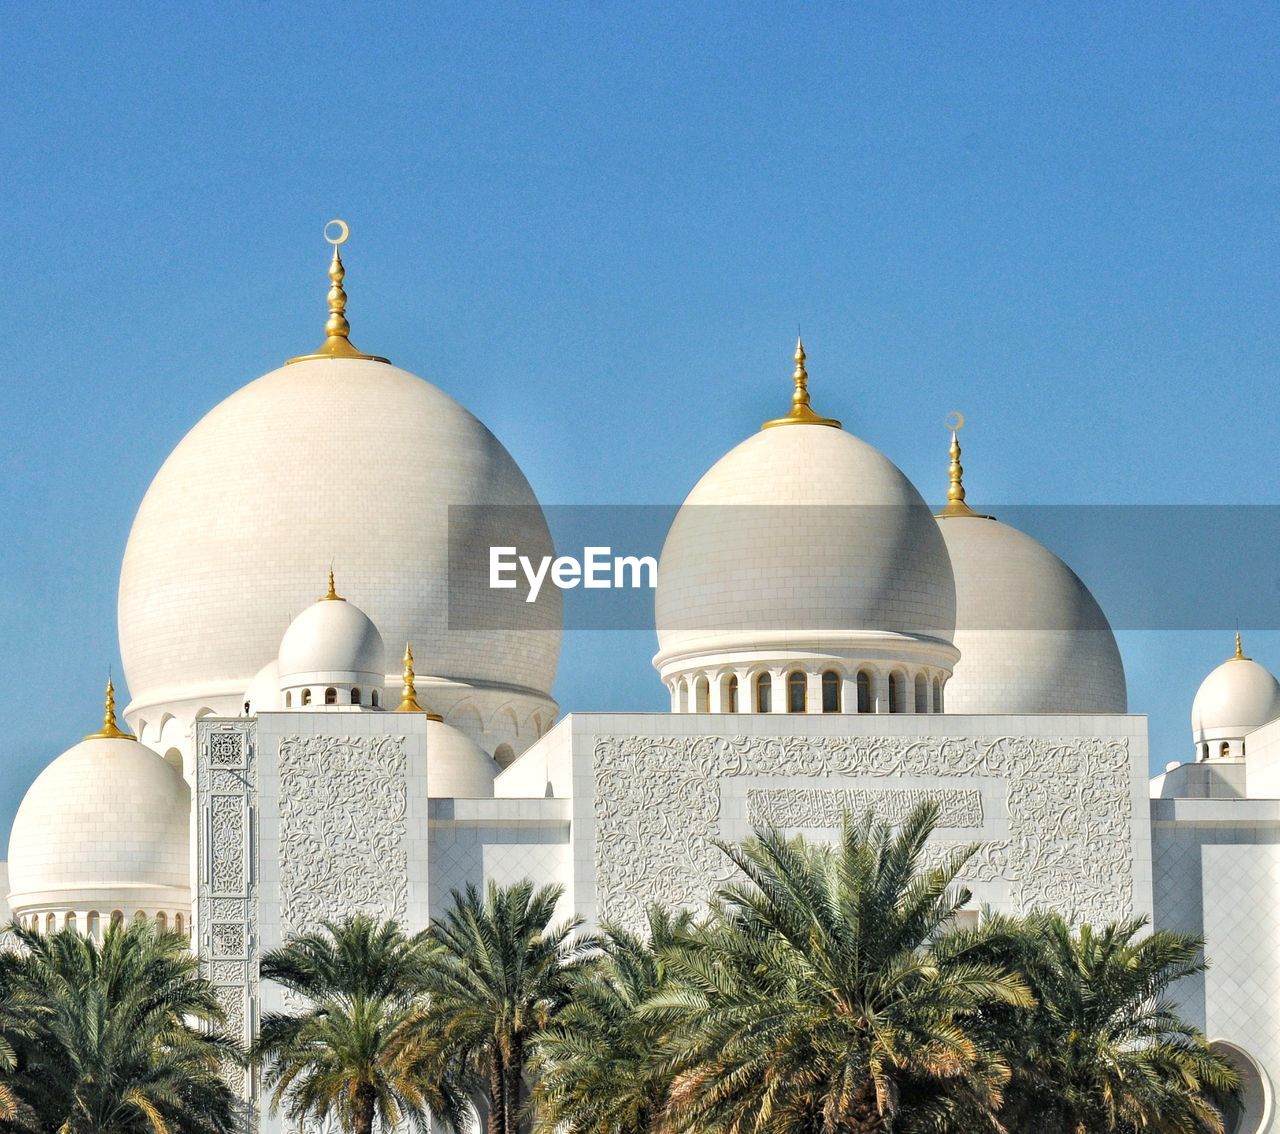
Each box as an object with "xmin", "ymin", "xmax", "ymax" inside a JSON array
[
  {"xmin": 524, "ymin": 712, "xmax": 1152, "ymax": 933},
  {"xmin": 1151, "ymin": 799, "xmax": 1280, "ymax": 1133}
]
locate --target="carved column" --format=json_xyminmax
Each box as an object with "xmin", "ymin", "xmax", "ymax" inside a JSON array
[{"xmin": 196, "ymin": 719, "xmax": 257, "ymax": 1131}]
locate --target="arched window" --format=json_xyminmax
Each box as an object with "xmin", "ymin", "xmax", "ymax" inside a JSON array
[
  {"xmin": 351, "ymin": 688, "xmax": 361, "ymax": 705},
  {"xmin": 65, "ymin": 913, "xmax": 76, "ymax": 934},
  {"xmin": 856, "ymin": 671, "xmax": 871, "ymax": 714},
  {"xmin": 243, "ymin": 701, "xmax": 251, "ymax": 715},
  {"xmin": 494, "ymin": 744, "xmax": 516, "ymax": 770},
  {"xmin": 301, "ymin": 688, "xmax": 312, "ymax": 706},
  {"xmin": 1220, "ymin": 741, "xmax": 1231, "ymax": 758},
  {"xmin": 110, "ymin": 910, "xmax": 124, "ymax": 930},
  {"xmin": 932, "ymin": 677, "xmax": 942, "ymax": 712},
  {"xmin": 45, "ymin": 913, "xmax": 55, "ymax": 934},
  {"xmin": 788, "ymin": 671, "xmax": 807, "ymax": 713},
  {"xmin": 888, "ymin": 673, "xmax": 903, "ymax": 714},
  {"xmin": 915, "ymin": 673, "xmax": 928, "ymax": 714},
  {"xmin": 133, "ymin": 911, "xmax": 146, "ymax": 926},
  {"xmin": 324, "ymin": 687, "xmax": 338, "ymax": 705},
  {"xmin": 87, "ymin": 911, "xmax": 100, "ymax": 940},
  {"xmin": 755, "ymin": 673, "xmax": 772, "ymax": 713},
  {"xmin": 1202, "ymin": 743, "xmax": 1209, "ymax": 761},
  {"xmin": 284, "ymin": 690, "xmax": 292, "ymax": 708},
  {"xmin": 822, "ymin": 671, "xmax": 840, "ymax": 713},
  {"xmin": 174, "ymin": 913, "xmax": 184, "ymax": 936},
  {"xmin": 695, "ymin": 677, "xmax": 710, "ymax": 713},
  {"xmin": 726, "ymin": 675, "xmax": 739, "ymax": 713},
  {"xmin": 371, "ymin": 690, "xmax": 380, "ymax": 708},
  {"xmin": 156, "ymin": 912, "xmax": 167, "ymax": 932}
]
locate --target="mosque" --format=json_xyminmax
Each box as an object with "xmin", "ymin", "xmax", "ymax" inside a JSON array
[{"xmin": 4, "ymin": 224, "xmax": 1280, "ymax": 1134}]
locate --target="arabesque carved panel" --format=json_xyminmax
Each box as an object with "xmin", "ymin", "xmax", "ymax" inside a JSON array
[
  {"xmin": 277, "ymin": 735, "xmax": 408, "ymax": 935},
  {"xmin": 592, "ymin": 734, "xmax": 1133, "ymax": 931}
]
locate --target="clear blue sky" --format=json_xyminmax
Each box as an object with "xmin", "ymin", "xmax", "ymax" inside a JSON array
[{"xmin": 2, "ymin": 3, "xmax": 1278, "ymax": 842}]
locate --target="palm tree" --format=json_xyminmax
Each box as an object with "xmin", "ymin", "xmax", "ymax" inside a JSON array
[
  {"xmin": 643, "ymin": 802, "xmax": 1032, "ymax": 1134},
  {"xmin": 254, "ymin": 914, "xmax": 468, "ymax": 1134},
  {"xmin": 955, "ymin": 912, "xmax": 1240, "ymax": 1134},
  {"xmin": 1, "ymin": 917, "xmax": 239, "ymax": 1134},
  {"xmin": 532, "ymin": 908, "xmax": 692, "ymax": 1134},
  {"xmin": 416, "ymin": 881, "xmax": 599, "ymax": 1134}
]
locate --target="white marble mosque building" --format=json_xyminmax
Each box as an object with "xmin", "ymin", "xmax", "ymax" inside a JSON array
[{"xmin": 5, "ymin": 228, "xmax": 1280, "ymax": 1133}]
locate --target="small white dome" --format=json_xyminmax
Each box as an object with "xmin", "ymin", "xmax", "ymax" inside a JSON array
[
  {"xmin": 939, "ymin": 513, "xmax": 1127, "ymax": 714},
  {"xmin": 8, "ymin": 735, "xmax": 190, "ymax": 917},
  {"xmin": 277, "ymin": 587, "xmax": 386, "ymax": 688},
  {"xmin": 655, "ymin": 423, "xmax": 957, "ymax": 670},
  {"xmin": 1192, "ymin": 645, "xmax": 1280, "ymax": 743},
  {"xmin": 243, "ymin": 659, "xmax": 281, "ymax": 714},
  {"xmin": 427, "ymin": 718, "xmax": 499, "ymax": 798}
]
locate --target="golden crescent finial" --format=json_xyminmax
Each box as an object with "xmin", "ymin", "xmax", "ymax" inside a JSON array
[
  {"xmin": 936, "ymin": 413, "xmax": 993, "ymax": 520},
  {"xmin": 761, "ymin": 336, "xmax": 841, "ymax": 430},
  {"xmin": 287, "ymin": 219, "xmax": 390, "ymax": 366},
  {"xmin": 85, "ymin": 676, "xmax": 136, "ymax": 741}
]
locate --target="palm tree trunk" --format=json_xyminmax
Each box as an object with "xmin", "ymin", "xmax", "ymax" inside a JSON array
[
  {"xmin": 354, "ymin": 1083, "xmax": 377, "ymax": 1134},
  {"xmin": 503, "ymin": 1034, "xmax": 524, "ymax": 1134},
  {"xmin": 488, "ymin": 1049, "xmax": 506, "ymax": 1134}
]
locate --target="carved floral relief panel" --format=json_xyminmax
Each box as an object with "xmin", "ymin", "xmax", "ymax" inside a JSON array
[{"xmin": 592, "ymin": 734, "xmax": 1134, "ymax": 931}]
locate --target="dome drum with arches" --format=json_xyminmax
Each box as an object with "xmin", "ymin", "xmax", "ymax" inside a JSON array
[{"xmin": 654, "ymin": 341, "xmax": 959, "ymax": 711}]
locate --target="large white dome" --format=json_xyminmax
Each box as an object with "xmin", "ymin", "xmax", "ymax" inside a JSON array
[
  {"xmin": 1192, "ymin": 645, "xmax": 1280, "ymax": 744},
  {"xmin": 119, "ymin": 356, "xmax": 561, "ymax": 722},
  {"xmin": 655, "ymin": 423, "xmax": 957, "ymax": 661},
  {"xmin": 939, "ymin": 514, "xmax": 1127, "ymax": 714},
  {"xmin": 8, "ymin": 735, "xmax": 190, "ymax": 918}
]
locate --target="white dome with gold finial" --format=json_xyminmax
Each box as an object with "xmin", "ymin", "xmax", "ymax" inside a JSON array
[
  {"xmin": 7, "ymin": 681, "xmax": 190, "ymax": 930},
  {"xmin": 654, "ymin": 340, "xmax": 958, "ymax": 713},
  {"xmin": 1191, "ymin": 634, "xmax": 1280, "ymax": 759},
  {"xmin": 276, "ymin": 573, "xmax": 387, "ymax": 709},
  {"xmin": 119, "ymin": 223, "xmax": 561, "ymax": 759},
  {"xmin": 935, "ymin": 419, "xmax": 1126, "ymax": 715}
]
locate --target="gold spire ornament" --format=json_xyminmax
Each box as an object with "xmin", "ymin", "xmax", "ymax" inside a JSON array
[
  {"xmin": 321, "ymin": 569, "xmax": 346, "ymax": 602},
  {"xmin": 1234, "ymin": 630, "xmax": 1249, "ymax": 660},
  {"xmin": 396, "ymin": 642, "xmax": 442, "ymax": 719},
  {"xmin": 935, "ymin": 412, "xmax": 993, "ymax": 520},
  {"xmin": 761, "ymin": 337, "xmax": 842, "ymax": 430},
  {"xmin": 286, "ymin": 219, "xmax": 390, "ymax": 365},
  {"xmin": 84, "ymin": 677, "xmax": 136, "ymax": 741}
]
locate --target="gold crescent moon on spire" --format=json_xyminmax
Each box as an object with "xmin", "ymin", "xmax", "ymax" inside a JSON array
[
  {"xmin": 945, "ymin": 411, "xmax": 965, "ymax": 432},
  {"xmin": 287, "ymin": 218, "xmax": 389, "ymax": 365}
]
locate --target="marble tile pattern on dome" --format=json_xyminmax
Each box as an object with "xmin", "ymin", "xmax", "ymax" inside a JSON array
[{"xmin": 7, "ymin": 226, "xmax": 1280, "ymax": 1133}]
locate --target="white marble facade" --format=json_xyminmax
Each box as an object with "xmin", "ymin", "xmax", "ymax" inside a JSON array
[{"xmin": 7, "ymin": 268, "xmax": 1280, "ymax": 1133}]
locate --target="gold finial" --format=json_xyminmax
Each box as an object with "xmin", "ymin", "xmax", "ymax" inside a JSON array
[
  {"xmin": 761, "ymin": 337, "xmax": 842, "ymax": 430},
  {"xmin": 396, "ymin": 642, "xmax": 442, "ymax": 719},
  {"xmin": 936, "ymin": 412, "xmax": 994, "ymax": 520},
  {"xmin": 84, "ymin": 677, "xmax": 135, "ymax": 741},
  {"xmin": 1234, "ymin": 630, "xmax": 1249, "ymax": 661},
  {"xmin": 286, "ymin": 220, "xmax": 390, "ymax": 366},
  {"xmin": 321, "ymin": 568, "xmax": 346, "ymax": 602}
]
